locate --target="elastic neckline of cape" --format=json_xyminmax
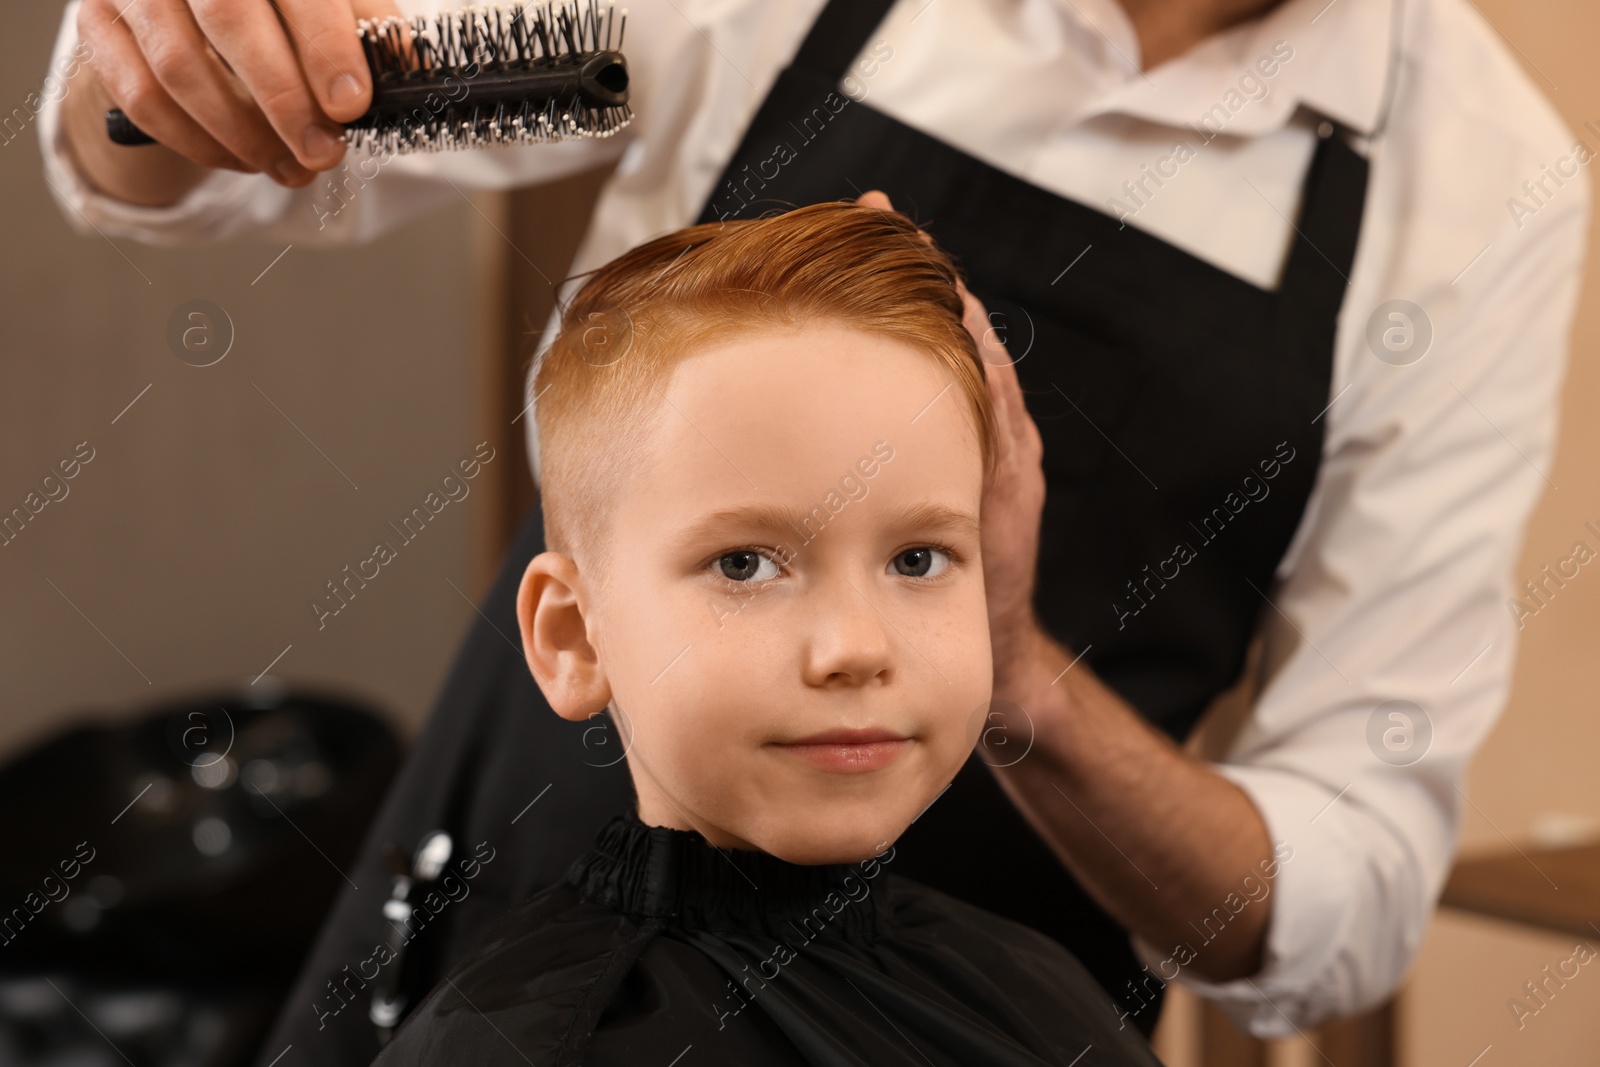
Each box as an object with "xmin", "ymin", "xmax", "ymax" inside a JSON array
[{"xmin": 565, "ymin": 811, "xmax": 894, "ymax": 941}]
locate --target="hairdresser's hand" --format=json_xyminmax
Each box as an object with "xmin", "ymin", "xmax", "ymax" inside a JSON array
[
  {"xmin": 961, "ymin": 285, "xmax": 1048, "ymax": 684},
  {"xmin": 854, "ymin": 190, "xmax": 1048, "ymax": 683},
  {"xmin": 64, "ymin": 0, "xmax": 400, "ymax": 204}
]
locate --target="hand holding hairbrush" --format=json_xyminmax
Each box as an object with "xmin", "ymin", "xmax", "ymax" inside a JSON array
[{"xmin": 105, "ymin": 1, "xmax": 631, "ymax": 155}]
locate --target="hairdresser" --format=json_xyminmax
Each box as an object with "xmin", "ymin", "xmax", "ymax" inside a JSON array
[{"xmin": 42, "ymin": 0, "xmax": 1586, "ymax": 1058}]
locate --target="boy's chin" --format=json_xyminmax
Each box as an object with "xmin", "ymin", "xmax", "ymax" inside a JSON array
[{"xmin": 744, "ymin": 814, "xmax": 907, "ymax": 866}]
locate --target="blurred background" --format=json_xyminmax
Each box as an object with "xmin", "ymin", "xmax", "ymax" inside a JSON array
[{"xmin": 2, "ymin": 0, "xmax": 1597, "ymax": 1064}]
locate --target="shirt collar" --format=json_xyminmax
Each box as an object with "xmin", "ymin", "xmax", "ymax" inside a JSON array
[{"xmin": 1056, "ymin": 0, "xmax": 1395, "ymax": 138}]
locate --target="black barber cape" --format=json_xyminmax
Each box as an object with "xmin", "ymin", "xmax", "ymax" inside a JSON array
[{"xmin": 371, "ymin": 813, "xmax": 1162, "ymax": 1067}]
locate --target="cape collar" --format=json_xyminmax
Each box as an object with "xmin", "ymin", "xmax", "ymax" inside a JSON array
[{"xmin": 567, "ymin": 812, "xmax": 894, "ymax": 941}]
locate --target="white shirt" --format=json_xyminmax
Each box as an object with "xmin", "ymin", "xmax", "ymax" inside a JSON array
[{"xmin": 40, "ymin": 0, "xmax": 1589, "ymax": 1037}]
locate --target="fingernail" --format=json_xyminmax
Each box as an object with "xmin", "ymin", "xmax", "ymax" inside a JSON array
[
  {"xmin": 304, "ymin": 125, "xmax": 344, "ymax": 159},
  {"xmin": 329, "ymin": 74, "xmax": 362, "ymax": 107}
]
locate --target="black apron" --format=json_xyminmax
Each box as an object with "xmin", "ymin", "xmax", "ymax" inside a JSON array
[{"xmin": 258, "ymin": 0, "xmax": 1367, "ymax": 1061}]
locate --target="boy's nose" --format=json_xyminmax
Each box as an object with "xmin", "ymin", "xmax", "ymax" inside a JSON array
[{"xmin": 799, "ymin": 578, "xmax": 898, "ymax": 689}]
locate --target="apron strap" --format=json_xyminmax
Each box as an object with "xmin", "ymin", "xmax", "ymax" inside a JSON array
[
  {"xmin": 1276, "ymin": 120, "xmax": 1370, "ymax": 340},
  {"xmin": 789, "ymin": 0, "xmax": 899, "ymax": 82}
]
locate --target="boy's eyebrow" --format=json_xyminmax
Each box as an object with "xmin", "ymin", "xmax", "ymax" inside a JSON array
[{"xmin": 670, "ymin": 501, "xmax": 981, "ymax": 547}]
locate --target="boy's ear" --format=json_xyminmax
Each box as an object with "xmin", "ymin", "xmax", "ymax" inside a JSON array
[{"xmin": 516, "ymin": 551, "xmax": 612, "ymax": 722}]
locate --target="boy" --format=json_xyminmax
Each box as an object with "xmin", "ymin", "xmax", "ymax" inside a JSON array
[{"xmin": 371, "ymin": 203, "xmax": 1162, "ymax": 1066}]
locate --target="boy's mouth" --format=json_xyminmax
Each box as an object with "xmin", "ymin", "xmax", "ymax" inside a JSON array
[{"xmin": 768, "ymin": 727, "xmax": 911, "ymax": 774}]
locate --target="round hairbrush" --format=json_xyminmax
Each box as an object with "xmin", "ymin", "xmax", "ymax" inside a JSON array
[{"xmin": 104, "ymin": 0, "xmax": 631, "ymax": 155}]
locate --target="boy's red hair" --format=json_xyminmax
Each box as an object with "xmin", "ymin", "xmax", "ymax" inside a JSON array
[{"xmin": 533, "ymin": 201, "xmax": 996, "ymax": 564}]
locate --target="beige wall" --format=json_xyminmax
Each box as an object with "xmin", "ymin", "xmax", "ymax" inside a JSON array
[{"xmin": 0, "ymin": 5, "xmax": 503, "ymax": 755}]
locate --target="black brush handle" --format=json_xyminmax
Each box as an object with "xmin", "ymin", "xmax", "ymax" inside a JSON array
[
  {"xmin": 104, "ymin": 50, "xmax": 628, "ymax": 148},
  {"xmin": 365, "ymin": 52, "xmax": 628, "ymax": 120},
  {"xmin": 105, "ymin": 108, "xmax": 156, "ymax": 145}
]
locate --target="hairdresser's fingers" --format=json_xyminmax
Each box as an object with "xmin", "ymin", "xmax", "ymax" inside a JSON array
[
  {"xmin": 77, "ymin": 0, "xmax": 256, "ymax": 173},
  {"xmin": 856, "ymin": 189, "xmax": 893, "ymax": 212},
  {"xmin": 855, "ymin": 189, "xmax": 944, "ymax": 252},
  {"xmin": 966, "ymin": 288, "xmax": 1042, "ymax": 478},
  {"xmin": 963, "ymin": 287, "xmax": 1046, "ymax": 664},
  {"xmin": 116, "ymin": 0, "xmax": 321, "ymax": 181},
  {"xmin": 274, "ymin": 0, "xmax": 389, "ymax": 124},
  {"xmin": 183, "ymin": 0, "xmax": 343, "ymax": 173}
]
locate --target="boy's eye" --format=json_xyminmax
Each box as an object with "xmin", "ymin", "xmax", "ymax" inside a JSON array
[
  {"xmin": 890, "ymin": 547, "xmax": 950, "ymax": 579},
  {"xmin": 717, "ymin": 550, "xmax": 780, "ymax": 583}
]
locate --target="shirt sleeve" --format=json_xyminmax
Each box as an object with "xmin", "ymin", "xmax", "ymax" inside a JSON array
[
  {"xmin": 1130, "ymin": 171, "xmax": 1590, "ymax": 1035},
  {"xmin": 39, "ymin": 0, "xmax": 633, "ymax": 247}
]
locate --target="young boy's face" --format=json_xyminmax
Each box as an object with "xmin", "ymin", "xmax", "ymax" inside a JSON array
[{"xmin": 522, "ymin": 323, "xmax": 991, "ymax": 864}]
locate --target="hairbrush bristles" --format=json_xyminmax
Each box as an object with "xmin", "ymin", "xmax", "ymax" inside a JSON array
[{"xmin": 346, "ymin": 1, "xmax": 631, "ymax": 154}]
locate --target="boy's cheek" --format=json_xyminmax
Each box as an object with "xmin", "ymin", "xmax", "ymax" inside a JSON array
[
  {"xmin": 647, "ymin": 709, "xmax": 753, "ymax": 802},
  {"xmin": 915, "ymin": 589, "xmax": 992, "ymax": 674}
]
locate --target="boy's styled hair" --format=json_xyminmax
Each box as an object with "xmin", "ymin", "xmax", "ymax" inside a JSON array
[{"xmin": 532, "ymin": 201, "xmax": 997, "ymax": 565}]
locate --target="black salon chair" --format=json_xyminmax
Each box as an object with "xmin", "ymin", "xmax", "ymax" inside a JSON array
[{"xmin": 0, "ymin": 684, "xmax": 401, "ymax": 1067}]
